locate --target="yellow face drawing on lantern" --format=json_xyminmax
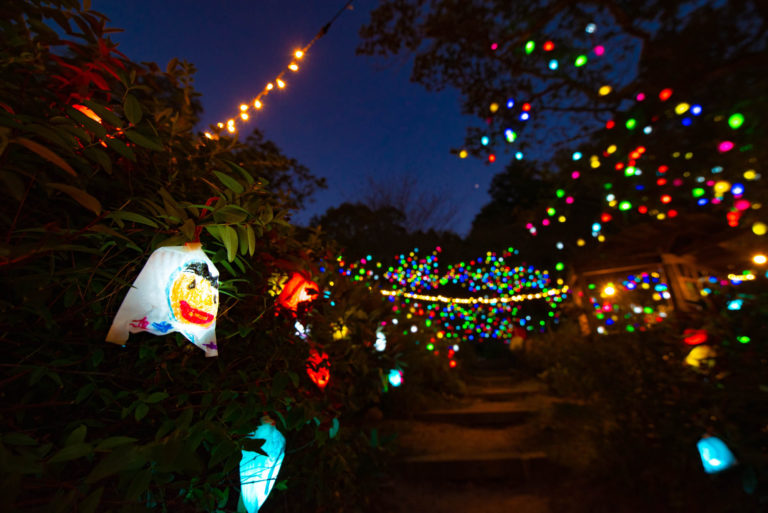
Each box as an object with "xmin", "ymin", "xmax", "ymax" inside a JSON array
[{"xmin": 168, "ymin": 262, "xmax": 219, "ymax": 327}]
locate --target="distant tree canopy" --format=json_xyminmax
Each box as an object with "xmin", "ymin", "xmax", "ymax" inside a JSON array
[{"xmin": 361, "ymin": 0, "xmax": 768, "ymax": 270}]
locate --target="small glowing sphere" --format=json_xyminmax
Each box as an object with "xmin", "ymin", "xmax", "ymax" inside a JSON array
[
  {"xmin": 388, "ymin": 369, "xmax": 403, "ymax": 387},
  {"xmin": 294, "ymin": 49, "xmax": 304, "ymax": 59},
  {"xmin": 603, "ymin": 285, "xmax": 616, "ymax": 296},
  {"xmin": 644, "ymin": 126, "xmax": 652, "ymax": 134},
  {"xmin": 555, "ymin": 262, "xmax": 565, "ymax": 271},
  {"xmin": 506, "ymin": 99, "xmax": 515, "ymax": 108},
  {"xmin": 713, "ymin": 181, "xmax": 731, "ymax": 195},
  {"xmin": 556, "ymin": 189, "xmax": 565, "ymax": 198},
  {"xmin": 619, "ymin": 201, "xmax": 632, "ymax": 211},
  {"xmin": 718, "ymin": 141, "xmax": 734, "ymax": 153},
  {"xmin": 674, "ymin": 103, "xmax": 689, "ymax": 115},
  {"xmin": 753, "ymin": 222, "xmax": 767, "ymax": 235},
  {"xmin": 594, "ymin": 45, "xmax": 605, "ymax": 56},
  {"xmin": 481, "ymin": 136, "xmax": 490, "ymax": 146},
  {"xmin": 681, "ymin": 117, "xmax": 692, "ymax": 126},
  {"xmin": 744, "ymin": 170, "xmax": 756, "ymax": 180},
  {"xmin": 515, "ymin": 151, "xmax": 524, "ymax": 160},
  {"xmin": 607, "ymin": 144, "xmax": 617, "ymax": 154},
  {"xmin": 459, "ymin": 149, "xmax": 468, "ymax": 159},
  {"xmin": 543, "ymin": 41, "xmax": 555, "ymax": 51},
  {"xmin": 556, "ymin": 242, "xmax": 564, "ymax": 250},
  {"xmin": 490, "ymin": 42, "xmax": 498, "ymax": 50},
  {"xmin": 737, "ymin": 335, "xmax": 750, "ymax": 344},
  {"xmin": 519, "ymin": 112, "xmax": 530, "ymax": 121},
  {"xmin": 288, "ymin": 63, "xmax": 299, "ymax": 71},
  {"xmin": 525, "ymin": 41, "xmax": 535, "ymax": 54},
  {"xmin": 636, "ymin": 92, "xmax": 646, "ymax": 101},
  {"xmin": 731, "ymin": 183, "xmax": 745, "ymax": 196},
  {"xmin": 592, "ymin": 222, "xmax": 601, "ymax": 232},
  {"xmin": 572, "ymin": 171, "xmax": 580, "ymax": 179},
  {"xmin": 728, "ymin": 113, "xmax": 744, "ymax": 130},
  {"xmin": 626, "ymin": 118, "xmax": 637, "ymax": 130},
  {"xmin": 692, "ymin": 188, "xmax": 705, "ymax": 198},
  {"xmin": 254, "ymin": 99, "xmax": 263, "ymax": 109},
  {"xmin": 599, "ymin": 85, "xmax": 612, "ymax": 96},
  {"xmin": 691, "ymin": 104, "xmax": 702, "ymax": 115},
  {"xmin": 489, "ymin": 102, "xmax": 499, "ymax": 113},
  {"xmin": 240, "ymin": 112, "xmax": 249, "ymax": 121},
  {"xmin": 754, "ymin": 254, "xmax": 767, "ymax": 265},
  {"xmin": 574, "ymin": 55, "xmax": 588, "ymax": 67},
  {"xmin": 276, "ymin": 79, "xmax": 285, "ymax": 88},
  {"xmin": 505, "ymin": 129, "xmax": 517, "ymax": 142},
  {"xmin": 606, "ymin": 120, "xmax": 615, "ymax": 129},
  {"xmin": 548, "ymin": 59, "xmax": 559, "ymax": 70},
  {"xmin": 266, "ymin": 82, "xmax": 274, "ymax": 90},
  {"xmin": 426, "ymin": 343, "xmax": 434, "ymax": 351},
  {"xmin": 240, "ymin": 104, "xmax": 248, "ymax": 112},
  {"xmin": 572, "ymin": 152, "xmax": 582, "ymax": 161},
  {"xmin": 586, "ymin": 23, "xmax": 597, "ymax": 33},
  {"xmin": 488, "ymin": 154, "xmax": 496, "ymax": 163},
  {"xmin": 577, "ymin": 238, "xmax": 585, "ymax": 247},
  {"xmin": 659, "ymin": 88, "xmax": 673, "ymax": 101}
]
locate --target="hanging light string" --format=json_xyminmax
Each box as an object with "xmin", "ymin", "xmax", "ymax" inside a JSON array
[
  {"xmin": 379, "ymin": 285, "xmax": 570, "ymax": 305},
  {"xmin": 205, "ymin": 0, "xmax": 355, "ymax": 138}
]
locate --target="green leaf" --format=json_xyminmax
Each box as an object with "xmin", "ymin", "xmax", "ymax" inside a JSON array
[
  {"xmin": 135, "ymin": 402, "xmax": 150, "ymax": 421},
  {"xmin": 214, "ymin": 171, "xmax": 244, "ymax": 194},
  {"xmin": 86, "ymin": 445, "xmax": 145, "ymax": 483},
  {"xmin": 14, "ymin": 138, "xmax": 77, "ymax": 176},
  {"xmin": 47, "ymin": 183, "xmax": 101, "ymax": 215},
  {"xmin": 105, "ymin": 137, "xmax": 136, "ymax": 161},
  {"xmin": 82, "ymin": 100, "xmax": 124, "ymax": 128},
  {"xmin": 222, "ymin": 226, "xmax": 238, "ymax": 262},
  {"xmin": 124, "ymin": 129, "xmax": 164, "ymax": 151},
  {"xmin": 82, "ymin": 147, "xmax": 112, "ymax": 174},
  {"xmin": 75, "ymin": 383, "xmax": 96, "ymax": 404},
  {"xmin": 245, "ymin": 224, "xmax": 256, "ymax": 256},
  {"xmin": 213, "ymin": 205, "xmax": 249, "ymax": 224},
  {"xmin": 4, "ymin": 433, "xmax": 38, "ymax": 446},
  {"xmin": 108, "ymin": 210, "xmax": 158, "ymax": 228},
  {"xmin": 259, "ymin": 205, "xmax": 273, "ymax": 224},
  {"xmin": 145, "ymin": 392, "xmax": 168, "ymax": 404},
  {"xmin": 125, "ymin": 469, "xmax": 152, "ymax": 500},
  {"xmin": 204, "ymin": 224, "xmax": 222, "ymax": 241},
  {"xmin": 66, "ymin": 106, "xmax": 107, "ymax": 138},
  {"xmin": 65, "ymin": 425, "xmax": 87, "ymax": 446},
  {"xmin": 240, "ymin": 438, "xmax": 267, "ymax": 456},
  {"xmin": 236, "ymin": 225, "xmax": 249, "ymax": 255},
  {"xmin": 94, "ymin": 436, "xmax": 138, "ymax": 452},
  {"xmin": 224, "ymin": 160, "xmax": 254, "ymax": 185},
  {"xmin": 48, "ymin": 442, "xmax": 92, "ymax": 463},
  {"xmin": 123, "ymin": 94, "xmax": 143, "ymax": 125},
  {"xmin": 78, "ymin": 487, "xmax": 104, "ymax": 513}
]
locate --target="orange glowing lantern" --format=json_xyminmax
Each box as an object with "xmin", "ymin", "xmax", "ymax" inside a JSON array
[
  {"xmin": 276, "ymin": 272, "xmax": 318, "ymax": 312},
  {"xmin": 683, "ymin": 329, "xmax": 708, "ymax": 346},
  {"xmin": 306, "ymin": 348, "xmax": 330, "ymax": 389}
]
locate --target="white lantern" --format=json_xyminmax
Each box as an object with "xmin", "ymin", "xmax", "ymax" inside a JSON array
[{"xmin": 106, "ymin": 244, "xmax": 220, "ymax": 356}]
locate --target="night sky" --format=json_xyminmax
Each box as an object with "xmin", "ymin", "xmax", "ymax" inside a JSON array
[{"xmin": 95, "ymin": 0, "xmax": 493, "ymax": 236}]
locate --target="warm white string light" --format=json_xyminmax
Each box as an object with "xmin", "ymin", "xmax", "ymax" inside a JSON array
[
  {"xmin": 204, "ymin": 1, "xmax": 354, "ymax": 139},
  {"xmin": 379, "ymin": 285, "xmax": 570, "ymax": 305}
]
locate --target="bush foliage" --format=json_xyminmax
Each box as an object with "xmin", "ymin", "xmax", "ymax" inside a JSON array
[{"xmin": 0, "ymin": 2, "xmax": 456, "ymax": 511}]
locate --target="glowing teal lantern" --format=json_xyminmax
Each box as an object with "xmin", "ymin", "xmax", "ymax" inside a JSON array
[
  {"xmin": 697, "ymin": 436, "xmax": 736, "ymax": 474},
  {"xmin": 388, "ymin": 369, "xmax": 403, "ymax": 387},
  {"xmin": 240, "ymin": 421, "xmax": 285, "ymax": 512}
]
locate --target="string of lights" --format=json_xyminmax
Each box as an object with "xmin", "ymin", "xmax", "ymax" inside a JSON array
[
  {"xmin": 205, "ymin": 0, "xmax": 354, "ymax": 138},
  {"xmin": 379, "ymin": 286, "xmax": 570, "ymax": 304}
]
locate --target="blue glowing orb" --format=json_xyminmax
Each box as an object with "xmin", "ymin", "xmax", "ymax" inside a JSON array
[
  {"xmin": 388, "ymin": 369, "xmax": 403, "ymax": 387},
  {"xmin": 727, "ymin": 299, "xmax": 743, "ymax": 311},
  {"xmin": 697, "ymin": 436, "xmax": 736, "ymax": 474},
  {"xmin": 240, "ymin": 421, "xmax": 285, "ymax": 512}
]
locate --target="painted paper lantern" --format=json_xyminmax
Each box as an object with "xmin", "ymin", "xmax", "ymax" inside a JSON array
[
  {"xmin": 276, "ymin": 272, "xmax": 318, "ymax": 312},
  {"xmin": 683, "ymin": 329, "xmax": 708, "ymax": 346},
  {"xmin": 240, "ymin": 420, "xmax": 286, "ymax": 512},
  {"xmin": 106, "ymin": 244, "xmax": 220, "ymax": 356},
  {"xmin": 697, "ymin": 436, "xmax": 736, "ymax": 474},
  {"xmin": 306, "ymin": 348, "xmax": 330, "ymax": 389}
]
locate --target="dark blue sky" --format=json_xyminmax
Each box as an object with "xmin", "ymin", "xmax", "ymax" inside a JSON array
[{"xmin": 96, "ymin": 0, "xmax": 493, "ymax": 235}]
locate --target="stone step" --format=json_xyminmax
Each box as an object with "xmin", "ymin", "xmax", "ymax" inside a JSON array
[
  {"xmin": 402, "ymin": 450, "xmax": 559, "ymax": 482},
  {"xmin": 414, "ymin": 402, "xmax": 537, "ymax": 426},
  {"xmin": 466, "ymin": 380, "xmax": 546, "ymax": 402},
  {"xmin": 394, "ymin": 422, "xmax": 533, "ymax": 456}
]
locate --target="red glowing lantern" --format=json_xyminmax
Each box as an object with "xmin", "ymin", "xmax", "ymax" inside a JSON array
[
  {"xmin": 683, "ymin": 329, "xmax": 708, "ymax": 346},
  {"xmin": 306, "ymin": 348, "xmax": 330, "ymax": 389},
  {"xmin": 276, "ymin": 272, "xmax": 318, "ymax": 312},
  {"xmin": 605, "ymin": 120, "xmax": 615, "ymax": 129},
  {"xmin": 659, "ymin": 88, "xmax": 673, "ymax": 101},
  {"xmin": 543, "ymin": 41, "xmax": 555, "ymax": 51},
  {"xmin": 726, "ymin": 210, "xmax": 742, "ymax": 227}
]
